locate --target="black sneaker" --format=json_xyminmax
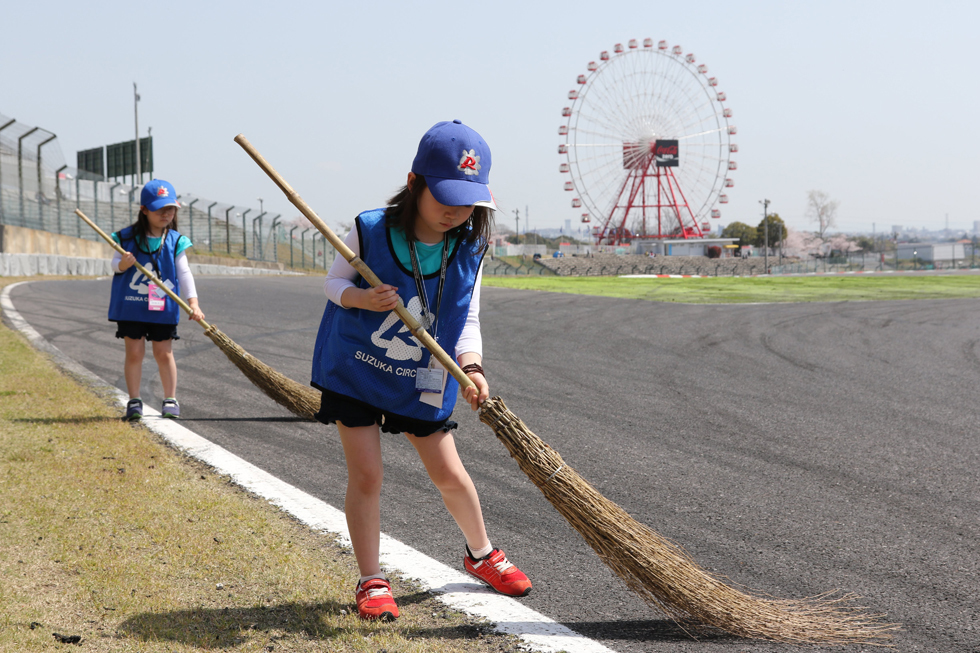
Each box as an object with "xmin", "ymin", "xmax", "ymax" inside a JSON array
[
  {"xmin": 125, "ymin": 398, "xmax": 143, "ymax": 421},
  {"xmin": 161, "ymin": 398, "xmax": 180, "ymax": 419}
]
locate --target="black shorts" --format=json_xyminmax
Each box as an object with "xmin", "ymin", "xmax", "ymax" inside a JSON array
[
  {"xmin": 113, "ymin": 320, "xmax": 180, "ymax": 342},
  {"xmin": 313, "ymin": 387, "xmax": 456, "ymax": 437}
]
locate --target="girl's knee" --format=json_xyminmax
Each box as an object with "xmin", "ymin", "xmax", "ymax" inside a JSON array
[
  {"xmin": 428, "ymin": 466, "xmax": 471, "ymax": 494},
  {"xmin": 152, "ymin": 341, "xmax": 174, "ymax": 360},
  {"xmin": 348, "ymin": 466, "xmax": 383, "ymax": 496}
]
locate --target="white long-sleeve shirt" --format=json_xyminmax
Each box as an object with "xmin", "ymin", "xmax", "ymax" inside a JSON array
[
  {"xmin": 323, "ymin": 228, "xmax": 483, "ymax": 359},
  {"xmin": 111, "ymin": 250, "xmax": 198, "ymax": 299}
]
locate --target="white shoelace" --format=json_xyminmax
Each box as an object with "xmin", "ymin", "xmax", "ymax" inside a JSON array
[
  {"xmin": 365, "ymin": 586, "xmax": 390, "ymax": 599},
  {"xmin": 491, "ymin": 555, "xmax": 515, "ymax": 574}
]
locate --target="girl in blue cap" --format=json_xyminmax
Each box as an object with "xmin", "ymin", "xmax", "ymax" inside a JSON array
[
  {"xmin": 313, "ymin": 120, "xmax": 531, "ymax": 621},
  {"xmin": 108, "ymin": 179, "xmax": 205, "ymax": 421}
]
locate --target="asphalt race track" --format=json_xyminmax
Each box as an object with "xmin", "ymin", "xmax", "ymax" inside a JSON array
[{"xmin": 9, "ymin": 276, "xmax": 980, "ymax": 652}]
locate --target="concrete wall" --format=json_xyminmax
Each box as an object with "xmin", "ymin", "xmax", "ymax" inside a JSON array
[
  {"xmin": 0, "ymin": 224, "xmax": 284, "ymax": 272},
  {"xmin": 0, "ymin": 224, "xmax": 115, "ymax": 258}
]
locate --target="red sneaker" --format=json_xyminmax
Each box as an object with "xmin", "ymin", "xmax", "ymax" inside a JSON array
[
  {"xmin": 464, "ymin": 548, "xmax": 532, "ymax": 597},
  {"xmin": 355, "ymin": 578, "xmax": 399, "ymax": 621}
]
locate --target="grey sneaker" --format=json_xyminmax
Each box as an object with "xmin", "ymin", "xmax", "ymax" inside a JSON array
[
  {"xmin": 125, "ymin": 398, "xmax": 143, "ymax": 421},
  {"xmin": 161, "ymin": 398, "xmax": 180, "ymax": 419}
]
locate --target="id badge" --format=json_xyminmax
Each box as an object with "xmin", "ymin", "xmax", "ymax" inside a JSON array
[
  {"xmin": 419, "ymin": 359, "xmax": 448, "ymax": 407},
  {"xmin": 415, "ymin": 365, "xmax": 444, "ymax": 393},
  {"xmin": 147, "ymin": 282, "xmax": 166, "ymax": 312}
]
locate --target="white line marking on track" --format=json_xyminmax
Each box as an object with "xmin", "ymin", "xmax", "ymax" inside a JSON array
[{"xmin": 1, "ymin": 281, "xmax": 614, "ymax": 653}]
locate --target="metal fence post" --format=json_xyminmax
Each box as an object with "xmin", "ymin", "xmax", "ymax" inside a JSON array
[
  {"xmin": 0, "ymin": 117, "xmax": 17, "ymax": 224},
  {"xmin": 301, "ymin": 228, "xmax": 310, "ymax": 268},
  {"xmin": 76, "ymin": 176, "xmax": 81, "ymax": 236},
  {"xmin": 18, "ymin": 126, "xmax": 40, "ymax": 224},
  {"xmin": 92, "ymin": 178, "xmax": 99, "ymax": 229},
  {"xmin": 206, "ymin": 201, "xmax": 217, "ymax": 252},
  {"xmin": 269, "ymin": 215, "xmax": 281, "ymax": 263},
  {"xmin": 187, "ymin": 198, "xmax": 198, "ymax": 245},
  {"xmin": 224, "ymin": 206, "xmax": 235, "ymax": 255},
  {"xmin": 109, "ymin": 183, "xmax": 120, "ymax": 231},
  {"xmin": 289, "ymin": 225, "xmax": 297, "ymax": 268},
  {"xmin": 241, "ymin": 209, "xmax": 252, "ymax": 257},
  {"xmin": 55, "ymin": 165, "xmax": 66, "ymax": 234},
  {"xmin": 253, "ymin": 212, "xmax": 265, "ymax": 260},
  {"xmin": 36, "ymin": 132, "xmax": 56, "ymax": 230}
]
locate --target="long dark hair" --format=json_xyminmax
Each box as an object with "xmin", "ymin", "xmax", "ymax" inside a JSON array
[
  {"xmin": 385, "ymin": 175, "xmax": 494, "ymax": 250},
  {"xmin": 131, "ymin": 206, "xmax": 179, "ymax": 253}
]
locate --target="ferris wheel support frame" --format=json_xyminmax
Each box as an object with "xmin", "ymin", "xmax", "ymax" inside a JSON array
[{"xmin": 596, "ymin": 155, "xmax": 704, "ymax": 245}]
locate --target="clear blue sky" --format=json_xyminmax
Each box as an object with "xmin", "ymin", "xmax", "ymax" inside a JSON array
[{"xmin": 2, "ymin": 0, "xmax": 976, "ymax": 235}]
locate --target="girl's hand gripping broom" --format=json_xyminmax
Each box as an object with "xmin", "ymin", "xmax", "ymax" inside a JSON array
[
  {"xmin": 75, "ymin": 208, "xmax": 320, "ymax": 420},
  {"xmin": 234, "ymin": 135, "xmax": 897, "ymax": 645}
]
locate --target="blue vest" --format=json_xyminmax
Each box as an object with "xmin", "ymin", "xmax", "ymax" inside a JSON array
[
  {"xmin": 311, "ymin": 209, "xmax": 485, "ymax": 422},
  {"xmin": 108, "ymin": 226, "xmax": 182, "ymax": 325}
]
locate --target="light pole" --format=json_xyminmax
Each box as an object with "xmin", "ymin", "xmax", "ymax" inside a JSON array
[
  {"xmin": 258, "ymin": 197, "xmax": 263, "ymax": 215},
  {"xmin": 759, "ymin": 199, "xmax": 770, "ymax": 273},
  {"xmin": 134, "ymin": 83, "xmax": 142, "ymax": 185},
  {"xmin": 513, "ymin": 208, "xmax": 520, "ymax": 248}
]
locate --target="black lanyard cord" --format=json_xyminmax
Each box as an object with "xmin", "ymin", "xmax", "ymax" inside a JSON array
[{"xmin": 408, "ymin": 233, "xmax": 449, "ymax": 341}]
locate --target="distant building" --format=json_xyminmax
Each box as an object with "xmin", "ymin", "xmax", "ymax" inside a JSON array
[{"xmin": 896, "ymin": 242, "xmax": 965, "ymax": 263}]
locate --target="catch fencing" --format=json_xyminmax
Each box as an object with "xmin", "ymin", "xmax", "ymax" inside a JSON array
[{"xmin": 0, "ymin": 113, "xmax": 332, "ymax": 270}]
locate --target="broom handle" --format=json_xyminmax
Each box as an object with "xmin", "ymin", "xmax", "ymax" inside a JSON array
[
  {"xmin": 234, "ymin": 134, "xmax": 476, "ymax": 392},
  {"xmin": 74, "ymin": 208, "xmax": 214, "ymax": 332}
]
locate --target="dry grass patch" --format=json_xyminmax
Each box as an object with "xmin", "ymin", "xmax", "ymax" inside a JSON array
[{"xmin": 0, "ymin": 277, "xmax": 519, "ymax": 652}]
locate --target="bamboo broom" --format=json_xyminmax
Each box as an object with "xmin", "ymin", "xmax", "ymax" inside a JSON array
[
  {"xmin": 75, "ymin": 208, "xmax": 320, "ymax": 421},
  {"xmin": 234, "ymin": 135, "xmax": 898, "ymax": 644}
]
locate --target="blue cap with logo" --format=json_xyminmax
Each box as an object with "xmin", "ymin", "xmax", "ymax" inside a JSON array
[
  {"xmin": 411, "ymin": 120, "xmax": 496, "ymax": 210},
  {"xmin": 140, "ymin": 179, "xmax": 180, "ymax": 212}
]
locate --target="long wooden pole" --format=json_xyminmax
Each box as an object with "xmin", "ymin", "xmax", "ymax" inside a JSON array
[
  {"xmin": 233, "ymin": 134, "xmax": 475, "ymax": 391},
  {"xmin": 74, "ymin": 208, "xmax": 213, "ymax": 331}
]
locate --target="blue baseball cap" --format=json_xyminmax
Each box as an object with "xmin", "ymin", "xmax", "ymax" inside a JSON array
[
  {"xmin": 411, "ymin": 120, "xmax": 496, "ymax": 210},
  {"xmin": 140, "ymin": 179, "xmax": 180, "ymax": 212}
]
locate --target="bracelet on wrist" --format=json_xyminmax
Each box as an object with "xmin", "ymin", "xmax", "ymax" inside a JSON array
[{"xmin": 461, "ymin": 363, "xmax": 484, "ymax": 377}]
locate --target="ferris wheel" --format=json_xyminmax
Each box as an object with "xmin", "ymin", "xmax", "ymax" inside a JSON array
[{"xmin": 559, "ymin": 39, "xmax": 736, "ymax": 245}]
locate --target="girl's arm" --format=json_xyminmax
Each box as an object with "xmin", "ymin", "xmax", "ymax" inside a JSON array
[
  {"xmin": 112, "ymin": 250, "xmax": 137, "ymax": 273},
  {"xmin": 323, "ymin": 227, "xmax": 399, "ymax": 312},
  {"xmin": 457, "ymin": 262, "xmax": 487, "ymax": 410},
  {"xmin": 175, "ymin": 253, "xmax": 205, "ymax": 321}
]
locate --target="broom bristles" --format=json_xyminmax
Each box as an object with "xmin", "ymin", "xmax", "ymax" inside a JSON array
[
  {"xmin": 203, "ymin": 325, "xmax": 320, "ymax": 421},
  {"xmin": 479, "ymin": 397, "xmax": 899, "ymax": 645}
]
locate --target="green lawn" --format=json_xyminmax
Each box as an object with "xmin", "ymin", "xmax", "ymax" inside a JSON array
[{"xmin": 482, "ymin": 273, "xmax": 980, "ymax": 303}]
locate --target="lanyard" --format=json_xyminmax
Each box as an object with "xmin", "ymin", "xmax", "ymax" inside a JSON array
[{"xmin": 408, "ymin": 233, "xmax": 449, "ymax": 341}]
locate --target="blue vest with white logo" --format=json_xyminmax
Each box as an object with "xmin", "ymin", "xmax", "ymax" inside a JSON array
[
  {"xmin": 311, "ymin": 209, "xmax": 485, "ymax": 422},
  {"xmin": 108, "ymin": 226, "xmax": 182, "ymax": 325}
]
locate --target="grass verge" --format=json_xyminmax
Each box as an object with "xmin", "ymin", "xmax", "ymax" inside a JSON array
[
  {"xmin": 0, "ymin": 277, "xmax": 517, "ymax": 652},
  {"xmin": 482, "ymin": 272, "xmax": 980, "ymax": 303}
]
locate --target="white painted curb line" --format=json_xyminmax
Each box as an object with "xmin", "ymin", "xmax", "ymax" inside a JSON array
[{"xmin": 1, "ymin": 281, "xmax": 614, "ymax": 653}]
